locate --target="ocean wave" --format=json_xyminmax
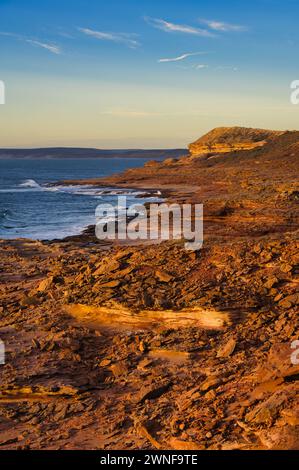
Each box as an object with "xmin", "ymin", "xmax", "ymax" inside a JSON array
[
  {"xmin": 43, "ymin": 184, "xmax": 148, "ymax": 198},
  {"xmin": 10, "ymin": 181, "xmax": 148, "ymax": 198},
  {"xmin": 19, "ymin": 179, "xmax": 42, "ymax": 189},
  {"xmin": 18, "ymin": 180, "xmax": 58, "ymax": 192}
]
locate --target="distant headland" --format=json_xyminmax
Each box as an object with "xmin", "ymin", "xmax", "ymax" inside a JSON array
[{"xmin": 0, "ymin": 147, "xmax": 186, "ymax": 159}]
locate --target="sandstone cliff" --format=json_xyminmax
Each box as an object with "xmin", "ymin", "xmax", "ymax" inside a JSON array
[{"xmin": 189, "ymin": 126, "xmax": 284, "ymax": 156}]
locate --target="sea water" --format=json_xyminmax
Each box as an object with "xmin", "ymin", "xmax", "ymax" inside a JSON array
[{"xmin": 0, "ymin": 157, "xmax": 158, "ymax": 240}]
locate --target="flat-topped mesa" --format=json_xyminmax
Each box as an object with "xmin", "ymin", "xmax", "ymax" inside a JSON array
[{"xmin": 188, "ymin": 126, "xmax": 284, "ymax": 156}]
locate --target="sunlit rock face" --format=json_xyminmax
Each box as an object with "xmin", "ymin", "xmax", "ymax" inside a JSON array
[{"xmin": 188, "ymin": 126, "xmax": 283, "ymax": 156}]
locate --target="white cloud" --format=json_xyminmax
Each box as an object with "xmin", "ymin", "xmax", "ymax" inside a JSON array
[
  {"xmin": 0, "ymin": 32, "xmax": 21, "ymax": 39},
  {"xmin": 78, "ymin": 27, "xmax": 140, "ymax": 48},
  {"xmin": 199, "ymin": 19, "xmax": 247, "ymax": 32},
  {"xmin": 26, "ymin": 39, "xmax": 61, "ymax": 54},
  {"xmin": 195, "ymin": 64, "xmax": 209, "ymax": 69},
  {"xmin": 145, "ymin": 17, "xmax": 215, "ymax": 37},
  {"xmin": 158, "ymin": 52, "xmax": 208, "ymax": 63},
  {"xmin": 0, "ymin": 32, "xmax": 62, "ymax": 54}
]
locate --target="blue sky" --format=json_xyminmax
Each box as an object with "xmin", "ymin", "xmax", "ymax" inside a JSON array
[{"xmin": 0, "ymin": 0, "xmax": 299, "ymax": 148}]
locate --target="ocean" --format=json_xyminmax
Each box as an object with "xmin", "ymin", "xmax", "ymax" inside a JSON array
[{"xmin": 0, "ymin": 158, "xmax": 159, "ymax": 240}]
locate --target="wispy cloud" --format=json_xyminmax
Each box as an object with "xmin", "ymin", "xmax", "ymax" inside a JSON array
[
  {"xmin": 26, "ymin": 39, "xmax": 61, "ymax": 54},
  {"xmin": 101, "ymin": 109, "xmax": 160, "ymax": 117},
  {"xmin": 175, "ymin": 63, "xmax": 239, "ymax": 72},
  {"xmin": 78, "ymin": 27, "xmax": 140, "ymax": 48},
  {"xmin": 178, "ymin": 63, "xmax": 209, "ymax": 70},
  {"xmin": 145, "ymin": 17, "xmax": 215, "ymax": 37},
  {"xmin": 0, "ymin": 32, "xmax": 61, "ymax": 54},
  {"xmin": 101, "ymin": 109, "xmax": 221, "ymax": 118},
  {"xmin": 195, "ymin": 64, "xmax": 209, "ymax": 69},
  {"xmin": 0, "ymin": 32, "xmax": 22, "ymax": 39},
  {"xmin": 199, "ymin": 19, "xmax": 247, "ymax": 32},
  {"xmin": 158, "ymin": 52, "xmax": 209, "ymax": 63}
]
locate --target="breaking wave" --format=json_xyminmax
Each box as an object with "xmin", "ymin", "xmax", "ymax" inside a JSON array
[{"xmin": 19, "ymin": 179, "xmax": 42, "ymax": 189}]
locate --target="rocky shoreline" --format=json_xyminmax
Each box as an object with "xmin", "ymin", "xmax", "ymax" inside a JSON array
[{"xmin": 0, "ymin": 127, "xmax": 298, "ymax": 450}]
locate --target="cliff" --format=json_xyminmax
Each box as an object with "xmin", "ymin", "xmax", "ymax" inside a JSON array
[{"xmin": 188, "ymin": 126, "xmax": 284, "ymax": 156}]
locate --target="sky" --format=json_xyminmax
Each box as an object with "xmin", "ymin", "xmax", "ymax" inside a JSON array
[{"xmin": 0, "ymin": 0, "xmax": 299, "ymax": 148}]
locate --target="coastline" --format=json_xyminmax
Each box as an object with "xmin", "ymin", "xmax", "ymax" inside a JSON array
[
  {"xmin": 0, "ymin": 129, "xmax": 298, "ymax": 450},
  {"xmin": 1, "ymin": 0, "xmax": 298, "ymax": 451}
]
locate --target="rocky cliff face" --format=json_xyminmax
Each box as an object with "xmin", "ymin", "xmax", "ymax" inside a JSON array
[{"xmin": 189, "ymin": 126, "xmax": 284, "ymax": 156}]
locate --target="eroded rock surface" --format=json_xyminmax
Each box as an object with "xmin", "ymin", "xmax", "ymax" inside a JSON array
[{"xmin": 0, "ymin": 127, "xmax": 298, "ymax": 450}]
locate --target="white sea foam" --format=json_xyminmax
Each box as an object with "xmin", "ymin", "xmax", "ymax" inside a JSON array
[
  {"xmin": 19, "ymin": 179, "xmax": 42, "ymax": 188},
  {"xmin": 1, "ymin": 180, "xmax": 161, "ymax": 240},
  {"xmin": 17, "ymin": 180, "xmax": 156, "ymax": 199}
]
